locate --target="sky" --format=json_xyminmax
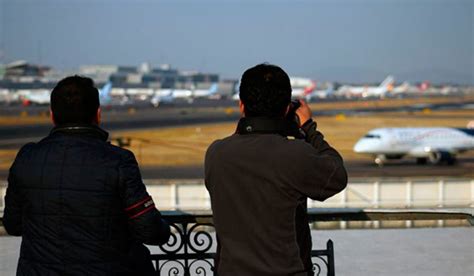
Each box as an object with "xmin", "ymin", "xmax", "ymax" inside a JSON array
[{"xmin": 0, "ymin": 0, "xmax": 472, "ymax": 84}]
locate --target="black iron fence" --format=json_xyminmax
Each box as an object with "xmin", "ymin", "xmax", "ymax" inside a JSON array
[
  {"xmin": 1, "ymin": 208, "xmax": 473, "ymax": 276},
  {"xmin": 150, "ymin": 208, "xmax": 473, "ymax": 276}
]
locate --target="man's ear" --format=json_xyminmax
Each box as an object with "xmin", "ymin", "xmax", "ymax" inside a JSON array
[
  {"xmin": 94, "ymin": 108, "xmax": 101, "ymax": 125},
  {"xmin": 239, "ymin": 100, "xmax": 245, "ymax": 117},
  {"xmin": 50, "ymin": 109, "xmax": 56, "ymax": 126}
]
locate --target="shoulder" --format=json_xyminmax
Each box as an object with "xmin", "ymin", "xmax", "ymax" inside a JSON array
[
  {"xmin": 103, "ymin": 142, "xmax": 137, "ymax": 164},
  {"xmin": 207, "ymin": 134, "xmax": 236, "ymax": 150},
  {"xmin": 11, "ymin": 142, "xmax": 36, "ymax": 164},
  {"xmin": 272, "ymin": 136, "xmax": 318, "ymax": 160},
  {"xmin": 205, "ymin": 135, "xmax": 236, "ymax": 161}
]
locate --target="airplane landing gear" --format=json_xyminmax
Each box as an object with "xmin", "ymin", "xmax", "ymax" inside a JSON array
[{"xmin": 374, "ymin": 155, "xmax": 386, "ymax": 167}]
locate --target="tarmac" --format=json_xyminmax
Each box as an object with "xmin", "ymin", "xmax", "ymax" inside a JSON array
[
  {"xmin": 0, "ymin": 100, "xmax": 473, "ymax": 179},
  {"xmin": 1, "ymin": 227, "xmax": 473, "ymax": 276}
]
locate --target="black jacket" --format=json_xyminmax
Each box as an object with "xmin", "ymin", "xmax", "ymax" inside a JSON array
[
  {"xmin": 3, "ymin": 124, "xmax": 170, "ymax": 276},
  {"xmin": 205, "ymin": 118, "xmax": 347, "ymax": 276}
]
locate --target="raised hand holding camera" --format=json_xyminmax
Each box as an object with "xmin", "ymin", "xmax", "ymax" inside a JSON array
[{"xmin": 294, "ymin": 99, "xmax": 312, "ymax": 127}]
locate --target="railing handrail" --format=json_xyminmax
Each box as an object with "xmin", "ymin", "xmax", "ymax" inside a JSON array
[
  {"xmin": 1, "ymin": 178, "xmax": 473, "ymax": 187},
  {"xmin": 1, "ymin": 208, "xmax": 473, "ymax": 226}
]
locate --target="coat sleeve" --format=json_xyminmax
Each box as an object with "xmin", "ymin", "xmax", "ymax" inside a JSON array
[
  {"xmin": 292, "ymin": 119, "xmax": 348, "ymax": 201},
  {"xmin": 3, "ymin": 147, "xmax": 27, "ymax": 236},
  {"xmin": 119, "ymin": 150, "xmax": 170, "ymax": 245}
]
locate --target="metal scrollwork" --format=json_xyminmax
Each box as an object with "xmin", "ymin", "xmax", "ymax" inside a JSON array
[
  {"xmin": 189, "ymin": 259, "xmax": 214, "ymax": 276},
  {"xmin": 188, "ymin": 223, "xmax": 214, "ymax": 254},
  {"xmin": 158, "ymin": 260, "xmax": 185, "ymax": 276},
  {"xmin": 312, "ymin": 255, "xmax": 329, "ymax": 276},
  {"xmin": 153, "ymin": 221, "xmax": 216, "ymax": 276},
  {"xmin": 159, "ymin": 223, "xmax": 185, "ymax": 254},
  {"xmin": 152, "ymin": 217, "xmax": 334, "ymax": 276}
]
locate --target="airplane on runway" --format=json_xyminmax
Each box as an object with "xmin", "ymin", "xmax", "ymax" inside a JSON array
[
  {"xmin": 336, "ymin": 76, "xmax": 395, "ymax": 98},
  {"xmin": 290, "ymin": 77, "xmax": 316, "ymax": 99},
  {"xmin": 306, "ymin": 83, "xmax": 335, "ymax": 101},
  {"xmin": 150, "ymin": 83, "xmax": 218, "ymax": 107},
  {"xmin": 19, "ymin": 81, "xmax": 115, "ymax": 107},
  {"xmin": 354, "ymin": 127, "xmax": 474, "ymax": 166},
  {"xmin": 192, "ymin": 83, "xmax": 219, "ymax": 98},
  {"xmin": 231, "ymin": 77, "xmax": 316, "ymax": 100},
  {"xmin": 20, "ymin": 90, "xmax": 50, "ymax": 106}
]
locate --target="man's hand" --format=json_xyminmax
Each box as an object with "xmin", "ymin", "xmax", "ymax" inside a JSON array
[{"xmin": 295, "ymin": 99, "xmax": 312, "ymax": 126}]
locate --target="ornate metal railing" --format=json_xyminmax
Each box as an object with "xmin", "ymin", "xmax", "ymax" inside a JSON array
[
  {"xmin": 1, "ymin": 208, "xmax": 473, "ymax": 275},
  {"xmin": 152, "ymin": 210, "xmax": 334, "ymax": 276},
  {"xmin": 151, "ymin": 208, "xmax": 474, "ymax": 276}
]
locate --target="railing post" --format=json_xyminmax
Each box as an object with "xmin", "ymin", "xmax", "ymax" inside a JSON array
[
  {"xmin": 373, "ymin": 181, "xmax": 380, "ymax": 228},
  {"xmin": 170, "ymin": 183, "xmax": 177, "ymax": 210},
  {"xmin": 175, "ymin": 183, "xmax": 180, "ymax": 210},
  {"xmin": 438, "ymin": 180, "xmax": 445, "ymax": 207},
  {"xmin": 471, "ymin": 180, "xmax": 474, "ymax": 208},
  {"xmin": 373, "ymin": 181, "xmax": 380, "ymax": 208},
  {"xmin": 340, "ymin": 189, "xmax": 347, "ymax": 229},
  {"xmin": 406, "ymin": 181, "xmax": 413, "ymax": 228},
  {"xmin": 438, "ymin": 180, "xmax": 445, "ymax": 227},
  {"xmin": 327, "ymin": 239, "xmax": 335, "ymax": 276}
]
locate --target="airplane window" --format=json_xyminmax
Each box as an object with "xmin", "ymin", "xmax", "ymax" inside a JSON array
[{"xmin": 364, "ymin": 134, "xmax": 381, "ymax": 139}]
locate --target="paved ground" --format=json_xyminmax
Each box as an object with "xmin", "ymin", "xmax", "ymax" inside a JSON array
[
  {"xmin": 1, "ymin": 156, "xmax": 473, "ymax": 180},
  {"xmin": 1, "ymin": 227, "xmax": 472, "ymax": 276}
]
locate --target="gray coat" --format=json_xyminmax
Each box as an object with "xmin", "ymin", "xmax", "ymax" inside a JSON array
[{"xmin": 205, "ymin": 118, "xmax": 347, "ymax": 276}]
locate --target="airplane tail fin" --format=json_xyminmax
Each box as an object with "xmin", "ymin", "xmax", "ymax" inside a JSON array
[
  {"xmin": 420, "ymin": 81, "xmax": 430, "ymax": 91},
  {"xmin": 99, "ymin": 82, "xmax": 113, "ymax": 104},
  {"xmin": 303, "ymin": 81, "xmax": 316, "ymax": 96},
  {"xmin": 379, "ymin": 75, "xmax": 395, "ymax": 88},
  {"xmin": 326, "ymin": 83, "xmax": 335, "ymax": 94},
  {"xmin": 208, "ymin": 83, "xmax": 219, "ymax": 95}
]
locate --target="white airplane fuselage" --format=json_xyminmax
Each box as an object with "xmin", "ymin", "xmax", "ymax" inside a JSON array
[{"xmin": 354, "ymin": 127, "xmax": 474, "ymax": 165}]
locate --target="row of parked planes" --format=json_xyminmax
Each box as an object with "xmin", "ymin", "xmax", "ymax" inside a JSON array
[{"xmin": 0, "ymin": 75, "xmax": 468, "ymax": 108}]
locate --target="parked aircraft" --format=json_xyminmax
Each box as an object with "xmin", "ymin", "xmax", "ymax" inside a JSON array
[
  {"xmin": 391, "ymin": 82, "xmax": 420, "ymax": 95},
  {"xmin": 354, "ymin": 127, "xmax": 474, "ymax": 166},
  {"xmin": 18, "ymin": 81, "xmax": 114, "ymax": 107},
  {"xmin": 192, "ymin": 83, "xmax": 219, "ymax": 98},
  {"xmin": 290, "ymin": 77, "xmax": 316, "ymax": 98},
  {"xmin": 150, "ymin": 83, "xmax": 219, "ymax": 107},
  {"xmin": 231, "ymin": 78, "xmax": 316, "ymax": 100},
  {"xmin": 21, "ymin": 89, "xmax": 50, "ymax": 105},
  {"xmin": 0, "ymin": 89, "xmax": 18, "ymax": 104},
  {"xmin": 150, "ymin": 89, "xmax": 175, "ymax": 107},
  {"xmin": 336, "ymin": 76, "xmax": 395, "ymax": 98},
  {"xmin": 306, "ymin": 83, "xmax": 335, "ymax": 101}
]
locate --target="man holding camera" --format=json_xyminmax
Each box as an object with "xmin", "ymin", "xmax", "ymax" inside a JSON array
[
  {"xmin": 3, "ymin": 76, "xmax": 170, "ymax": 275},
  {"xmin": 205, "ymin": 64, "xmax": 347, "ymax": 276}
]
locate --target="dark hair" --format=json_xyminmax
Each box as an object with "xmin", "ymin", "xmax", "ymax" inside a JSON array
[
  {"xmin": 239, "ymin": 63, "xmax": 292, "ymax": 117},
  {"xmin": 50, "ymin": 75, "xmax": 100, "ymax": 125}
]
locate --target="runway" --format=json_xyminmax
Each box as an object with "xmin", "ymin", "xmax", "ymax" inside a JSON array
[
  {"xmin": 137, "ymin": 156, "xmax": 474, "ymax": 179},
  {"xmin": 0, "ymin": 99, "xmax": 473, "ymax": 179},
  {"xmin": 0, "ymin": 99, "xmax": 473, "ymax": 148},
  {"xmin": 1, "ymin": 157, "xmax": 472, "ymax": 180}
]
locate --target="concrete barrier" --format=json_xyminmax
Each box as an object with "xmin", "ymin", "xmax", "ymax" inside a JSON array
[{"xmin": 1, "ymin": 178, "xmax": 473, "ymax": 212}]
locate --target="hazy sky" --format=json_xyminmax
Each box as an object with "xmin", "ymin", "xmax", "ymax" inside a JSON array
[{"xmin": 0, "ymin": 0, "xmax": 472, "ymax": 84}]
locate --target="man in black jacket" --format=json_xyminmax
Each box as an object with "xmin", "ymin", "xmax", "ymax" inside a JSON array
[
  {"xmin": 205, "ymin": 64, "xmax": 347, "ymax": 276},
  {"xmin": 3, "ymin": 76, "xmax": 170, "ymax": 275}
]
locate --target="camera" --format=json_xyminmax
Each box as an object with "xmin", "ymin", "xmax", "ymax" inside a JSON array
[{"xmin": 286, "ymin": 99, "xmax": 301, "ymax": 126}]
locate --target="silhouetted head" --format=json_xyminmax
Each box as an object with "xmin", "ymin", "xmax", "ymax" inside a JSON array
[
  {"xmin": 239, "ymin": 63, "xmax": 292, "ymax": 118},
  {"xmin": 50, "ymin": 76, "xmax": 100, "ymax": 125}
]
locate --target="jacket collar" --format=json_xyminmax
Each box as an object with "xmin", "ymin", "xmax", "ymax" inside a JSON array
[
  {"xmin": 50, "ymin": 124, "xmax": 109, "ymax": 141},
  {"xmin": 236, "ymin": 117, "xmax": 305, "ymax": 139}
]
